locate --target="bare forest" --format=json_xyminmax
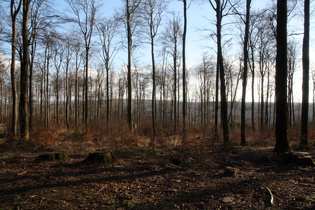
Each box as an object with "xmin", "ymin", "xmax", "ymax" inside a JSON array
[{"xmin": 0, "ymin": 0, "xmax": 315, "ymax": 209}]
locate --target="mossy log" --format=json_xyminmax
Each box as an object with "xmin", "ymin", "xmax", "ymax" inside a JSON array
[
  {"xmin": 83, "ymin": 152, "xmax": 116, "ymax": 163},
  {"xmin": 35, "ymin": 151, "xmax": 69, "ymax": 161}
]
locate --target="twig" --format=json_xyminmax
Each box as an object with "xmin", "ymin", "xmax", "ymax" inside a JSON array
[
  {"xmin": 96, "ymin": 185, "xmax": 106, "ymax": 194},
  {"xmin": 254, "ymin": 181, "xmax": 274, "ymax": 207}
]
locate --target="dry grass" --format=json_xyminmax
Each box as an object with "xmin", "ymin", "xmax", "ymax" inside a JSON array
[{"xmin": 1, "ymin": 121, "xmax": 314, "ymax": 155}]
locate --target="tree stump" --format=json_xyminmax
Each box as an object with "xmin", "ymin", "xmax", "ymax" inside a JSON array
[
  {"xmin": 224, "ymin": 166, "xmax": 238, "ymax": 176},
  {"xmin": 35, "ymin": 151, "xmax": 69, "ymax": 161},
  {"xmin": 83, "ymin": 152, "xmax": 116, "ymax": 163}
]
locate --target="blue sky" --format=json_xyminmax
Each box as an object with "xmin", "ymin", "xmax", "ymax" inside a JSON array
[
  {"xmin": 53, "ymin": 0, "xmax": 270, "ymax": 65},
  {"xmin": 1, "ymin": 0, "xmax": 313, "ymax": 102}
]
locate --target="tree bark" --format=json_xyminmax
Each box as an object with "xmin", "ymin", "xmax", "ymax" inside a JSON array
[
  {"xmin": 274, "ymin": 0, "xmax": 290, "ymax": 153},
  {"xmin": 300, "ymin": 0, "xmax": 310, "ymax": 147},
  {"xmin": 19, "ymin": 0, "xmax": 31, "ymax": 141},
  {"xmin": 182, "ymin": 0, "xmax": 187, "ymax": 142},
  {"xmin": 126, "ymin": 0, "xmax": 133, "ymax": 131},
  {"xmin": 210, "ymin": 0, "xmax": 230, "ymax": 146},
  {"xmin": 10, "ymin": 0, "xmax": 22, "ymax": 138},
  {"xmin": 125, "ymin": 0, "xmax": 142, "ymax": 131},
  {"xmin": 241, "ymin": 0, "xmax": 251, "ymax": 146}
]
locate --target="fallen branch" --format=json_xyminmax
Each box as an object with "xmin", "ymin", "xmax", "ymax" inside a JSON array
[
  {"xmin": 255, "ymin": 181, "xmax": 274, "ymax": 207},
  {"xmin": 96, "ymin": 185, "xmax": 106, "ymax": 194}
]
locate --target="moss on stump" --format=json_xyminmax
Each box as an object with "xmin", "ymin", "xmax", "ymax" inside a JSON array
[
  {"xmin": 83, "ymin": 152, "xmax": 116, "ymax": 163},
  {"xmin": 35, "ymin": 151, "xmax": 70, "ymax": 161}
]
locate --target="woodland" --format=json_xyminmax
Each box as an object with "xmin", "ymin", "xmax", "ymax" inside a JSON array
[{"xmin": 0, "ymin": 0, "xmax": 315, "ymax": 209}]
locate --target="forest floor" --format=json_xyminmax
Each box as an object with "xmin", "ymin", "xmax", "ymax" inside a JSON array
[{"xmin": 0, "ymin": 128, "xmax": 315, "ymax": 209}]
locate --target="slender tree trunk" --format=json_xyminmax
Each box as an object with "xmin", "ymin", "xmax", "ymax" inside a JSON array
[
  {"xmin": 65, "ymin": 49, "xmax": 71, "ymax": 130},
  {"xmin": 19, "ymin": 0, "xmax": 31, "ymax": 141},
  {"xmin": 250, "ymin": 43, "xmax": 255, "ymax": 131},
  {"xmin": 151, "ymin": 32, "xmax": 157, "ymax": 137},
  {"xmin": 214, "ymin": 58, "xmax": 219, "ymax": 138},
  {"xmin": 182, "ymin": 0, "xmax": 187, "ymax": 141},
  {"xmin": 126, "ymin": 0, "xmax": 133, "ymax": 131},
  {"xmin": 29, "ymin": 41, "xmax": 36, "ymax": 131},
  {"xmin": 75, "ymin": 50, "xmax": 79, "ymax": 129},
  {"xmin": 84, "ymin": 46, "xmax": 89, "ymax": 129},
  {"xmin": 260, "ymin": 71, "xmax": 264, "ymax": 130},
  {"xmin": 215, "ymin": 0, "xmax": 230, "ymax": 146},
  {"xmin": 10, "ymin": 0, "xmax": 22, "ymax": 138},
  {"xmin": 173, "ymin": 46, "xmax": 177, "ymax": 132},
  {"xmin": 56, "ymin": 71, "xmax": 59, "ymax": 125},
  {"xmin": 40, "ymin": 68, "xmax": 43, "ymax": 120},
  {"xmin": 45, "ymin": 49, "xmax": 50, "ymax": 129},
  {"xmin": 106, "ymin": 58, "xmax": 110, "ymax": 123},
  {"xmin": 265, "ymin": 70, "xmax": 270, "ymax": 127},
  {"xmin": 241, "ymin": 0, "xmax": 251, "ymax": 145},
  {"xmin": 300, "ymin": 0, "xmax": 310, "ymax": 147}
]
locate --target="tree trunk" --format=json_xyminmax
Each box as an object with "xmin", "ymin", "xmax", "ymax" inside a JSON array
[
  {"xmin": 29, "ymin": 41, "xmax": 36, "ymax": 131},
  {"xmin": 106, "ymin": 58, "xmax": 110, "ymax": 123},
  {"xmin": 151, "ymin": 31, "xmax": 156, "ymax": 137},
  {"xmin": 250, "ymin": 43, "xmax": 255, "ymax": 131},
  {"xmin": 182, "ymin": 0, "xmax": 187, "ymax": 142},
  {"xmin": 10, "ymin": 0, "xmax": 22, "ymax": 138},
  {"xmin": 19, "ymin": 0, "xmax": 31, "ymax": 141},
  {"xmin": 241, "ymin": 0, "xmax": 251, "ymax": 145},
  {"xmin": 75, "ymin": 49, "xmax": 79, "ymax": 129},
  {"xmin": 126, "ymin": 0, "xmax": 133, "ymax": 131},
  {"xmin": 173, "ymin": 41, "xmax": 177, "ymax": 132},
  {"xmin": 300, "ymin": 0, "xmax": 310, "ymax": 147},
  {"xmin": 215, "ymin": 0, "xmax": 230, "ymax": 146},
  {"xmin": 84, "ymin": 46, "xmax": 89, "ymax": 130},
  {"xmin": 274, "ymin": 0, "xmax": 290, "ymax": 153},
  {"xmin": 45, "ymin": 47, "xmax": 50, "ymax": 129},
  {"xmin": 214, "ymin": 56, "xmax": 219, "ymax": 139}
]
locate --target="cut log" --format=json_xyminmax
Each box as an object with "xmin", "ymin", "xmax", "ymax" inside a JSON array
[
  {"xmin": 83, "ymin": 152, "xmax": 116, "ymax": 163},
  {"xmin": 35, "ymin": 151, "xmax": 69, "ymax": 161}
]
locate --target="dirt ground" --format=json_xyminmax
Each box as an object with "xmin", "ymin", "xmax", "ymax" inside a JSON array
[{"xmin": 0, "ymin": 136, "xmax": 315, "ymax": 210}]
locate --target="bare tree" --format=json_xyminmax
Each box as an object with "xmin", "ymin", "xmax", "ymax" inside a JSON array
[
  {"xmin": 225, "ymin": 59, "xmax": 241, "ymax": 126},
  {"xmin": 181, "ymin": 0, "xmax": 188, "ymax": 143},
  {"xmin": 29, "ymin": 0, "xmax": 55, "ymax": 131},
  {"xmin": 41, "ymin": 32, "xmax": 54, "ymax": 128},
  {"xmin": 208, "ymin": 0, "xmax": 231, "ymax": 147},
  {"xmin": 157, "ymin": 46, "xmax": 172, "ymax": 128},
  {"xmin": 63, "ymin": 33, "xmax": 76, "ymax": 130},
  {"xmin": 196, "ymin": 55, "xmax": 215, "ymax": 131},
  {"xmin": 10, "ymin": 0, "xmax": 22, "ymax": 138},
  {"xmin": 124, "ymin": 0, "xmax": 142, "ymax": 131},
  {"xmin": 141, "ymin": 0, "xmax": 167, "ymax": 139},
  {"xmin": 240, "ymin": 0, "xmax": 251, "ymax": 145},
  {"xmin": 73, "ymin": 41, "xmax": 83, "ymax": 129},
  {"xmin": 274, "ymin": 0, "xmax": 290, "ymax": 153},
  {"xmin": 52, "ymin": 36, "xmax": 64, "ymax": 125},
  {"xmin": 67, "ymin": 0, "xmax": 97, "ymax": 129},
  {"xmin": 162, "ymin": 13, "xmax": 182, "ymax": 132},
  {"xmin": 287, "ymin": 41, "xmax": 298, "ymax": 126},
  {"xmin": 300, "ymin": 0, "xmax": 310, "ymax": 148},
  {"xmin": 19, "ymin": 0, "xmax": 32, "ymax": 140},
  {"xmin": 97, "ymin": 17, "xmax": 120, "ymax": 123}
]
